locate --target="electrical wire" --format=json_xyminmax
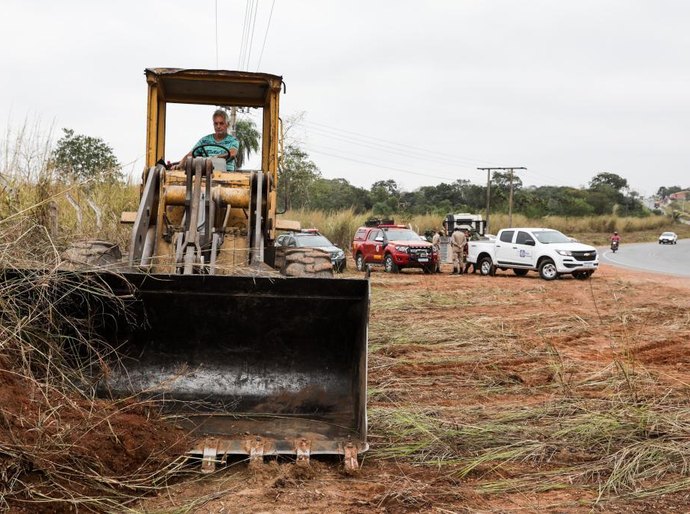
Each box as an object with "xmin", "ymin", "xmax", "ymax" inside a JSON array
[
  {"xmin": 520, "ymin": 168, "xmax": 575, "ymax": 188},
  {"xmin": 296, "ymin": 121, "xmax": 495, "ymax": 183},
  {"xmin": 303, "ymin": 123, "xmax": 486, "ymax": 169},
  {"xmin": 255, "ymin": 0, "xmax": 276, "ymax": 71},
  {"xmin": 294, "ymin": 120, "xmax": 580, "ymax": 189},
  {"xmin": 214, "ymin": 0, "xmax": 219, "ymax": 68},
  {"xmin": 243, "ymin": 0, "xmax": 260, "ymax": 70},
  {"xmin": 303, "ymin": 143, "xmax": 464, "ymax": 182},
  {"xmin": 301, "ymin": 119, "xmax": 502, "ymax": 167},
  {"xmin": 237, "ymin": 0, "xmax": 251, "ymax": 69}
]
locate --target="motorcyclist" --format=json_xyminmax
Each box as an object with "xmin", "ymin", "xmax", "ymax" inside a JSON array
[{"xmin": 610, "ymin": 231, "xmax": 621, "ymax": 251}]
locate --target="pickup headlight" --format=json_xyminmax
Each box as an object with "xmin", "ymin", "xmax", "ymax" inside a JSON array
[
  {"xmin": 556, "ymin": 250, "xmax": 572, "ymax": 256},
  {"xmin": 334, "ymin": 250, "xmax": 345, "ymax": 259},
  {"xmin": 395, "ymin": 245, "xmax": 409, "ymax": 253}
]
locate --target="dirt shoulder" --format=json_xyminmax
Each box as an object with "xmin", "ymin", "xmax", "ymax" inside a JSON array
[{"xmin": 131, "ymin": 264, "xmax": 690, "ymax": 514}]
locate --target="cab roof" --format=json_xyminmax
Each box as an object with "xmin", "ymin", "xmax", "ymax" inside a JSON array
[{"xmin": 145, "ymin": 68, "xmax": 284, "ymax": 107}]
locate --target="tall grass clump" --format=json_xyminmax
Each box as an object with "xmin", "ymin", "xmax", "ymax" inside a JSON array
[
  {"xmin": 369, "ymin": 398, "xmax": 690, "ymax": 501},
  {"xmin": 0, "ymin": 225, "xmax": 190, "ymax": 512},
  {"xmin": 1, "ymin": 119, "xmax": 139, "ymax": 253},
  {"xmin": 0, "ymin": 122, "xmax": 187, "ymax": 512},
  {"xmin": 477, "ymin": 213, "xmax": 669, "ymax": 236}
]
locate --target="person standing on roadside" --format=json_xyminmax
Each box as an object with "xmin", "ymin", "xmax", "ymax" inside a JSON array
[
  {"xmin": 462, "ymin": 229, "xmax": 476, "ymax": 274},
  {"xmin": 432, "ymin": 230, "xmax": 442, "ymax": 273},
  {"xmin": 450, "ymin": 227, "xmax": 467, "ymax": 274}
]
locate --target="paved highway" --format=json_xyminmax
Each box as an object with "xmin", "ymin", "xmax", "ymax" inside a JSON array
[{"xmin": 599, "ymin": 238, "xmax": 690, "ymax": 277}]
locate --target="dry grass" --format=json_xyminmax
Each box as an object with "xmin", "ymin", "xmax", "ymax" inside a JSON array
[
  {"xmin": 0, "ymin": 222, "xmax": 189, "ymax": 512},
  {"xmin": 364, "ymin": 279, "xmax": 690, "ymax": 508},
  {"xmin": 284, "ymin": 209, "xmax": 687, "ymax": 250}
]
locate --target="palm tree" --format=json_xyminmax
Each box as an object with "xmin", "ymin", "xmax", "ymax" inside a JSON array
[{"xmin": 234, "ymin": 119, "xmax": 260, "ymax": 169}]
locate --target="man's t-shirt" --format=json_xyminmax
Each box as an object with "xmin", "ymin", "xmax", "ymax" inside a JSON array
[{"xmin": 193, "ymin": 133, "xmax": 240, "ymax": 171}]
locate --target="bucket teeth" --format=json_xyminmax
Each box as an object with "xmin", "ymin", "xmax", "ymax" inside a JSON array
[
  {"xmin": 343, "ymin": 441, "xmax": 359, "ymax": 473},
  {"xmin": 295, "ymin": 438, "xmax": 311, "ymax": 467},
  {"xmin": 248, "ymin": 436, "xmax": 266, "ymax": 468},
  {"xmin": 201, "ymin": 446, "xmax": 218, "ymax": 474}
]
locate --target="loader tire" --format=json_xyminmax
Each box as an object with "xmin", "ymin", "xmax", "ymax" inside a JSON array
[
  {"xmin": 60, "ymin": 240, "xmax": 123, "ymax": 270},
  {"xmin": 282, "ymin": 248, "xmax": 334, "ymax": 277}
]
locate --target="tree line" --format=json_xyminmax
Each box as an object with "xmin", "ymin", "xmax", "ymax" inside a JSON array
[
  {"xmin": 49, "ymin": 125, "xmax": 686, "ymax": 219},
  {"xmin": 277, "ymin": 145, "xmax": 686, "ymax": 218}
]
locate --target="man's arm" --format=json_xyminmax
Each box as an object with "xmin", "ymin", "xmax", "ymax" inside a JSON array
[
  {"xmin": 227, "ymin": 137, "xmax": 239, "ymax": 160},
  {"xmin": 179, "ymin": 136, "xmax": 206, "ymax": 166}
]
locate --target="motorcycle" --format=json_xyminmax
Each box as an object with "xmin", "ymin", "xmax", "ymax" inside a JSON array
[{"xmin": 610, "ymin": 240, "xmax": 619, "ymax": 253}]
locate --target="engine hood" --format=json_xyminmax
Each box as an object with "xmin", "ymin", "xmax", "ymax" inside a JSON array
[
  {"xmin": 389, "ymin": 239, "xmax": 432, "ymax": 247},
  {"xmin": 552, "ymin": 242, "xmax": 597, "ymax": 252}
]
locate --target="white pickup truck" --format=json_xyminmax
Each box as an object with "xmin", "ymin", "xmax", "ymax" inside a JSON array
[{"xmin": 467, "ymin": 228, "xmax": 598, "ymax": 280}]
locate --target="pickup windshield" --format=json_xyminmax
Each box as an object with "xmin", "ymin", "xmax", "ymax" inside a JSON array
[
  {"xmin": 532, "ymin": 230, "xmax": 572, "ymax": 244},
  {"xmin": 382, "ymin": 228, "xmax": 425, "ymax": 241}
]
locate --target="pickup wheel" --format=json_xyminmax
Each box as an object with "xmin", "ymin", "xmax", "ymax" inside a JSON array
[
  {"xmin": 422, "ymin": 264, "xmax": 434, "ymax": 274},
  {"xmin": 538, "ymin": 259, "xmax": 558, "ymax": 281},
  {"xmin": 478, "ymin": 256, "xmax": 494, "ymax": 276},
  {"xmin": 513, "ymin": 268, "xmax": 529, "ymax": 277},
  {"xmin": 355, "ymin": 253, "xmax": 365, "ymax": 272},
  {"xmin": 384, "ymin": 254, "xmax": 399, "ymax": 273}
]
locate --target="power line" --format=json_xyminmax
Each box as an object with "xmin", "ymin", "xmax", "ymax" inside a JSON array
[
  {"xmin": 520, "ymin": 168, "xmax": 574, "ymax": 188},
  {"xmin": 237, "ymin": 0, "xmax": 252, "ymax": 69},
  {"xmin": 304, "ymin": 144, "xmax": 462, "ymax": 182},
  {"xmin": 301, "ymin": 119, "xmax": 501, "ymax": 167},
  {"xmin": 243, "ymin": 0, "xmax": 260, "ymax": 70},
  {"xmin": 301, "ymin": 120, "xmax": 577, "ymax": 190},
  {"xmin": 303, "ymin": 123, "xmax": 484, "ymax": 170},
  {"xmin": 255, "ymin": 0, "xmax": 276, "ymax": 71}
]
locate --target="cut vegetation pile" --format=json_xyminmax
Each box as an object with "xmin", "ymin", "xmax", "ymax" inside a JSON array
[{"xmin": 0, "ymin": 219, "xmax": 187, "ymax": 513}]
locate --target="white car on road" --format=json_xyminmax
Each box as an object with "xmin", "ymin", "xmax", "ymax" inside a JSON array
[{"xmin": 658, "ymin": 232, "xmax": 678, "ymax": 245}]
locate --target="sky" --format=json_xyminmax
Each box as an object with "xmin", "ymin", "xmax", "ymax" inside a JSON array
[{"xmin": 1, "ymin": 0, "xmax": 689, "ymax": 197}]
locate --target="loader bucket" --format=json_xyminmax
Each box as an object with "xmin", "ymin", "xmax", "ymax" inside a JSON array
[{"xmin": 91, "ymin": 272, "xmax": 370, "ymax": 462}]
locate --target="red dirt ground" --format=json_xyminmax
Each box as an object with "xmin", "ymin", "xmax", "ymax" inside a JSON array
[
  {"xmin": 134, "ymin": 263, "xmax": 690, "ymax": 513},
  {"xmin": 4, "ymin": 263, "xmax": 690, "ymax": 513},
  {"xmin": 0, "ymin": 370, "xmax": 188, "ymax": 513}
]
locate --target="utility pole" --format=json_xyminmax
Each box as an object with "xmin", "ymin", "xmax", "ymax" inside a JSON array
[
  {"xmin": 508, "ymin": 168, "xmax": 515, "ymax": 228},
  {"xmin": 477, "ymin": 167, "xmax": 494, "ymax": 234},
  {"xmin": 477, "ymin": 167, "xmax": 527, "ymax": 231},
  {"xmin": 230, "ymin": 106, "xmax": 238, "ymax": 135}
]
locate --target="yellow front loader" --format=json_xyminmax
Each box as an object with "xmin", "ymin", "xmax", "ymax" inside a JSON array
[{"xmin": 80, "ymin": 69, "xmax": 368, "ymax": 471}]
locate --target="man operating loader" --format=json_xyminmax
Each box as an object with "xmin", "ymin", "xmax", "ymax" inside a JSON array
[{"xmin": 179, "ymin": 109, "xmax": 239, "ymax": 171}]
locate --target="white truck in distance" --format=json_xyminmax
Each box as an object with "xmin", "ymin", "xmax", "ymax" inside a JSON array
[{"xmin": 467, "ymin": 228, "xmax": 599, "ymax": 280}]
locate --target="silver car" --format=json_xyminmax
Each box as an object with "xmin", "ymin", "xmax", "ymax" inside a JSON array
[{"xmin": 275, "ymin": 230, "xmax": 347, "ymax": 272}]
